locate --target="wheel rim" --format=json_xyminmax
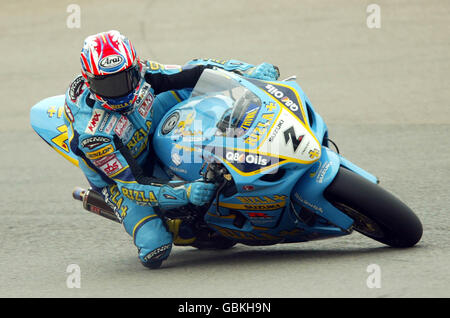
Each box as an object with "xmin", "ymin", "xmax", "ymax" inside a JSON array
[{"xmin": 333, "ymin": 202, "xmax": 385, "ymax": 239}]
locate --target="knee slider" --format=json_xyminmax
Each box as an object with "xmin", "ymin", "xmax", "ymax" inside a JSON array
[{"xmin": 139, "ymin": 243, "xmax": 172, "ymax": 266}]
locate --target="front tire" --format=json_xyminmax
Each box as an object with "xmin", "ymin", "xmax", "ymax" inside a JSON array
[
  {"xmin": 325, "ymin": 167, "xmax": 422, "ymax": 247},
  {"xmin": 192, "ymin": 229, "xmax": 237, "ymax": 250}
]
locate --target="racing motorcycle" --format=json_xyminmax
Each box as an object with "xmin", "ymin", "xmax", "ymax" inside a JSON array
[{"xmin": 30, "ymin": 67, "xmax": 423, "ymax": 252}]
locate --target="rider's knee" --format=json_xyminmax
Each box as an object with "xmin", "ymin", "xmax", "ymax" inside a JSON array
[{"xmin": 138, "ymin": 243, "xmax": 172, "ymax": 269}]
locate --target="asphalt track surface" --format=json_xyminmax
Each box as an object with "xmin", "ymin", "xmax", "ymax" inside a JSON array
[{"xmin": 1, "ymin": 0, "xmax": 449, "ymax": 298}]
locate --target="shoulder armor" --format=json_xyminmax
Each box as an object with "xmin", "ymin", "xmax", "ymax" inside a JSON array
[
  {"xmin": 64, "ymin": 75, "xmax": 88, "ymax": 123},
  {"xmin": 68, "ymin": 75, "xmax": 86, "ymax": 103}
]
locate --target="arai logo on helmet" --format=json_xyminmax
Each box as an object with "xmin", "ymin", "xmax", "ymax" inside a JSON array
[{"xmin": 99, "ymin": 55, "xmax": 124, "ymax": 70}]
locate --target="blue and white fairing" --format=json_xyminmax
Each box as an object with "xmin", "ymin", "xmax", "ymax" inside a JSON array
[
  {"xmin": 153, "ymin": 69, "xmax": 358, "ymax": 240},
  {"xmin": 153, "ymin": 69, "xmax": 323, "ymax": 182},
  {"xmin": 30, "ymin": 95, "xmax": 80, "ymax": 167}
]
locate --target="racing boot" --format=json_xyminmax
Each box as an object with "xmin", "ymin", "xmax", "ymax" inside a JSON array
[{"xmin": 166, "ymin": 218, "xmax": 197, "ymax": 246}]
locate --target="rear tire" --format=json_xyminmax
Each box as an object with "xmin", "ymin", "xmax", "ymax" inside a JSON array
[{"xmin": 325, "ymin": 167, "xmax": 422, "ymax": 247}]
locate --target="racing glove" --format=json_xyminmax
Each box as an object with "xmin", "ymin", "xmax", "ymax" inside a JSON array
[
  {"xmin": 246, "ymin": 62, "xmax": 280, "ymax": 81},
  {"xmin": 154, "ymin": 181, "xmax": 216, "ymax": 209},
  {"xmin": 185, "ymin": 182, "xmax": 216, "ymax": 206}
]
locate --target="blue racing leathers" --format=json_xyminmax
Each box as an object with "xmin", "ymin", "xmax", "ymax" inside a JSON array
[{"xmin": 63, "ymin": 58, "xmax": 279, "ymax": 267}]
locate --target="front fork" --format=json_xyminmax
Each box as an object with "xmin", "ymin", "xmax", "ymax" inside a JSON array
[{"xmin": 291, "ymin": 146, "xmax": 378, "ymax": 232}]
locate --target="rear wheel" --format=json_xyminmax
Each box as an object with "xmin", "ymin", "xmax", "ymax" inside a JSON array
[{"xmin": 325, "ymin": 167, "xmax": 422, "ymax": 247}]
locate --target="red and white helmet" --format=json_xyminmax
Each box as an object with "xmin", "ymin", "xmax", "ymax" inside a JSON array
[{"xmin": 80, "ymin": 30, "xmax": 142, "ymax": 112}]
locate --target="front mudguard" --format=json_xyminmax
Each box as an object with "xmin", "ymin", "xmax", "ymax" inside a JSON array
[{"xmin": 292, "ymin": 147, "xmax": 378, "ymax": 231}]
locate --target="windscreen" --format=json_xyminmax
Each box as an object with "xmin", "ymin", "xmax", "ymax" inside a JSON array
[{"xmin": 191, "ymin": 69, "xmax": 262, "ymax": 135}]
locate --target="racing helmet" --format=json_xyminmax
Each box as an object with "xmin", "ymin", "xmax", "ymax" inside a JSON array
[{"xmin": 80, "ymin": 30, "xmax": 142, "ymax": 113}]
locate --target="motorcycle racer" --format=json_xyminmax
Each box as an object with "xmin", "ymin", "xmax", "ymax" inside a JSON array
[{"xmin": 63, "ymin": 30, "xmax": 280, "ymax": 269}]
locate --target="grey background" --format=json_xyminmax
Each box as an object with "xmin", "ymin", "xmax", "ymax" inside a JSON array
[{"xmin": 0, "ymin": 0, "xmax": 448, "ymax": 297}]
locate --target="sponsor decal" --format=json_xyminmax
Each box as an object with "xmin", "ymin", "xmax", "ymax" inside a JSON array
[
  {"xmin": 204, "ymin": 145, "xmax": 284, "ymax": 176},
  {"xmin": 265, "ymin": 84, "xmax": 299, "ymax": 112},
  {"xmin": 161, "ymin": 112, "xmax": 180, "ymax": 135},
  {"xmin": 148, "ymin": 61, "xmax": 163, "ymax": 71},
  {"xmin": 143, "ymin": 243, "xmax": 171, "ymax": 261},
  {"xmin": 86, "ymin": 144, "xmax": 114, "ymax": 160},
  {"xmin": 210, "ymin": 225, "xmax": 302, "ymax": 242},
  {"xmin": 309, "ymin": 161, "xmax": 322, "ymax": 178},
  {"xmin": 51, "ymin": 125, "xmax": 70, "ymax": 153},
  {"xmin": 268, "ymin": 119, "xmax": 284, "ymax": 142},
  {"xmin": 316, "ymin": 161, "xmax": 331, "ymax": 183},
  {"xmin": 103, "ymin": 185, "xmax": 128, "ymax": 221},
  {"xmin": 130, "ymin": 138, "xmax": 148, "ymax": 158},
  {"xmin": 218, "ymin": 195, "xmax": 287, "ymax": 211},
  {"xmin": 93, "ymin": 154, "xmax": 123, "ymax": 176},
  {"xmin": 47, "ymin": 106, "xmax": 64, "ymax": 119},
  {"xmin": 210, "ymin": 59, "xmax": 227, "ymax": 65},
  {"xmin": 236, "ymin": 195, "xmax": 287, "ymax": 204},
  {"xmin": 81, "ymin": 136, "xmax": 111, "ymax": 150},
  {"xmin": 98, "ymin": 112, "xmax": 111, "ymax": 132},
  {"xmin": 64, "ymin": 103, "xmax": 74, "ymax": 122},
  {"xmin": 247, "ymin": 212, "xmax": 273, "ymax": 222},
  {"xmin": 247, "ymin": 212, "xmax": 274, "ymax": 225},
  {"xmin": 103, "ymin": 115, "xmax": 118, "ymax": 134},
  {"xmin": 127, "ymin": 121, "xmax": 151, "ymax": 149},
  {"xmin": 163, "ymin": 64, "xmax": 181, "ymax": 70},
  {"xmin": 225, "ymin": 151, "xmax": 269, "ymax": 166},
  {"xmin": 300, "ymin": 140, "xmax": 311, "ymax": 155},
  {"xmin": 138, "ymin": 94, "xmax": 154, "ymax": 119},
  {"xmin": 238, "ymin": 104, "xmax": 260, "ymax": 131},
  {"xmin": 309, "ymin": 161, "xmax": 331, "ymax": 183},
  {"xmin": 169, "ymin": 165, "xmax": 188, "ymax": 174},
  {"xmin": 135, "ymin": 83, "xmax": 151, "ymax": 106},
  {"xmin": 294, "ymin": 193, "xmax": 323, "ymax": 213},
  {"xmin": 283, "ymin": 126, "xmax": 304, "ymax": 153},
  {"xmin": 108, "ymin": 102, "xmax": 133, "ymax": 110},
  {"xmin": 121, "ymin": 187, "xmax": 158, "ymax": 206},
  {"xmin": 238, "ymin": 204, "xmax": 284, "ymax": 211},
  {"xmin": 248, "ymin": 212, "xmax": 272, "ymax": 218},
  {"xmin": 69, "ymin": 75, "xmax": 85, "ymax": 102},
  {"xmin": 99, "ymin": 55, "xmax": 124, "ymax": 70},
  {"xmin": 248, "ymin": 79, "xmax": 305, "ymax": 123},
  {"xmin": 114, "ymin": 115, "xmax": 131, "ymax": 138},
  {"xmin": 93, "ymin": 153, "xmax": 116, "ymax": 167},
  {"xmin": 244, "ymin": 104, "xmax": 276, "ymax": 146},
  {"xmin": 308, "ymin": 149, "xmax": 320, "ymax": 159},
  {"xmin": 127, "ymin": 120, "xmax": 152, "ymax": 158},
  {"xmin": 85, "ymin": 109, "xmax": 105, "ymax": 134}
]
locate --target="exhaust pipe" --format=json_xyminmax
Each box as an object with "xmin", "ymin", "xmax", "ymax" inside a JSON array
[{"xmin": 73, "ymin": 187, "xmax": 120, "ymax": 223}]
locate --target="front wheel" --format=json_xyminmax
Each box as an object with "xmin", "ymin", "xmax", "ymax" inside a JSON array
[
  {"xmin": 191, "ymin": 228, "xmax": 237, "ymax": 250},
  {"xmin": 324, "ymin": 167, "xmax": 422, "ymax": 247}
]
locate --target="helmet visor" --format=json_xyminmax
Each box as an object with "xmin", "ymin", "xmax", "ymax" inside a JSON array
[{"xmin": 87, "ymin": 65, "xmax": 140, "ymax": 98}]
